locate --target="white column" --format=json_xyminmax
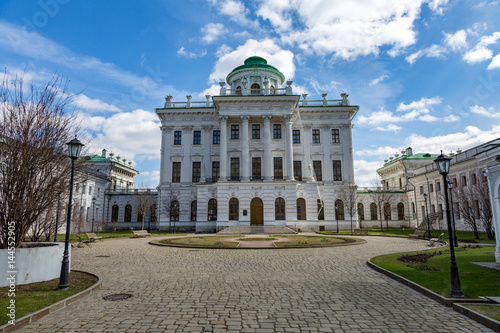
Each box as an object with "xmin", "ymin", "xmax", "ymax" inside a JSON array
[
  {"xmin": 160, "ymin": 126, "xmax": 173, "ymax": 184},
  {"xmin": 262, "ymin": 116, "xmax": 272, "ymax": 181},
  {"xmin": 219, "ymin": 116, "xmax": 228, "ymax": 182},
  {"xmin": 284, "ymin": 115, "xmax": 294, "ymax": 181},
  {"xmin": 341, "ymin": 124, "xmax": 354, "ymax": 183},
  {"xmin": 241, "ymin": 116, "xmax": 250, "ymax": 182}
]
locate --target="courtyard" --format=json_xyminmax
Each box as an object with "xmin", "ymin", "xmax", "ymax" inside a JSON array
[{"xmin": 17, "ymin": 235, "xmax": 494, "ymax": 332}]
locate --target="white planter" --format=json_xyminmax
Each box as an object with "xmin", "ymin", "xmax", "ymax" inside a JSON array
[{"xmin": 0, "ymin": 242, "xmax": 69, "ymax": 287}]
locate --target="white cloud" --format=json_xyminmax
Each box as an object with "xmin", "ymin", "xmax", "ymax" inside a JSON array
[
  {"xmin": 208, "ymin": 39, "xmax": 295, "ymax": 84},
  {"xmin": 177, "ymin": 46, "xmax": 207, "ymax": 58},
  {"xmin": 212, "ymin": 0, "xmax": 257, "ymax": 28},
  {"xmin": 470, "ymin": 105, "xmax": 500, "ymax": 118},
  {"xmin": 216, "ymin": 44, "xmax": 232, "ymax": 58},
  {"xmin": 444, "ymin": 30, "xmax": 467, "ymax": 51},
  {"xmin": 406, "ymin": 125, "xmax": 500, "ymax": 154},
  {"xmin": 354, "ymin": 159, "xmax": 386, "ymax": 187},
  {"xmin": 487, "ymin": 54, "xmax": 500, "ymax": 69},
  {"xmin": 137, "ymin": 170, "xmax": 160, "ymax": 186},
  {"xmin": 374, "ymin": 124, "xmax": 402, "ymax": 132},
  {"xmin": 201, "ymin": 23, "xmax": 227, "ymax": 44},
  {"xmin": 356, "ymin": 146, "xmax": 403, "ymax": 157},
  {"xmin": 91, "ymin": 109, "xmax": 161, "ymax": 161},
  {"xmin": 72, "ymin": 94, "xmax": 121, "ymax": 113},
  {"xmin": 406, "ymin": 51, "xmax": 423, "ymax": 64},
  {"xmin": 405, "ymin": 44, "xmax": 446, "ymax": 64},
  {"xmin": 257, "ymin": 0, "xmax": 423, "ymax": 60},
  {"xmin": 427, "ymin": 0, "xmax": 449, "ymax": 15},
  {"xmin": 369, "ymin": 75, "xmax": 389, "ymax": 86},
  {"xmin": 397, "ymin": 97, "xmax": 442, "ymax": 112},
  {"xmin": 463, "ymin": 31, "xmax": 500, "ymax": 64}
]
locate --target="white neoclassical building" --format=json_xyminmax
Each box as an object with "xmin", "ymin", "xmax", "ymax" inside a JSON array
[{"xmin": 155, "ymin": 56, "xmax": 359, "ymax": 232}]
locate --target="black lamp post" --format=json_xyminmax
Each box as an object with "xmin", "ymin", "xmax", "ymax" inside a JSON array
[
  {"xmin": 423, "ymin": 193, "xmax": 430, "ymax": 239},
  {"xmin": 58, "ymin": 137, "xmax": 84, "ymax": 290},
  {"xmin": 447, "ymin": 181, "xmax": 459, "ymax": 247},
  {"xmin": 434, "ymin": 152, "xmax": 463, "ymax": 297},
  {"xmin": 91, "ymin": 197, "xmax": 96, "ymax": 232}
]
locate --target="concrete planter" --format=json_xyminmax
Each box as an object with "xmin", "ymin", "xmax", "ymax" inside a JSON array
[{"xmin": 0, "ymin": 242, "xmax": 69, "ymax": 287}]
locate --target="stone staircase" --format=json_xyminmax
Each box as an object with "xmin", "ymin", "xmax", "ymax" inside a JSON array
[{"xmin": 217, "ymin": 226, "xmax": 297, "ymax": 235}]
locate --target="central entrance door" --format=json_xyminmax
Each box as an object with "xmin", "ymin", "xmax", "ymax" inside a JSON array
[{"xmin": 250, "ymin": 197, "xmax": 264, "ymax": 225}]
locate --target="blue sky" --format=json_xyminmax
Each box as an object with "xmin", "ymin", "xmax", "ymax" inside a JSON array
[{"xmin": 1, "ymin": 0, "xmax": 500, "ymax": 186}]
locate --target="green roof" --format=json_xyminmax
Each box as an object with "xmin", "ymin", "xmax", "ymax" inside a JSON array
[{"xmin": 227, "ymin": 56, "xmax": 285, "ymax": 82}]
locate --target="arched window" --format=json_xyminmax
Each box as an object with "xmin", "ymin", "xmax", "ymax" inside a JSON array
[
  {"xmin": 235, "ymin": 86, "xmax": 242, "ymax": 95},
  {"xmin": 111, "ymin": 205, "xmax": 119, "ymax": 222},
  {"xmin": 335, "ymin": 199, "xmax": 344, "ymax": 220},
  {"xmin": 229, "ymin": 198, "xmax": 239, "ymax": 221},
  {"xmin": 150, "ymin": 204, "xmax": 157, "ymax": 222},
  {"xmin": 297, "ymin": 198, "xmax": 306, "ymax": 220},
  {"xmin": 270, "ymin": 85, "xmax": 275, "ymax": 94},
  {"xmin": 370, "ymin": 203, "xmax": 378, "ymax": 220},
  {"xmin": 170, "ymin": 200, "xmax": 179, "ymax": 222},
  {"xmin": 317, "ymin": 199, "xmax": 324, "ymax": 220},
  {"xmin": 208, "ymin": 198, "xmax": 217, "ymax": 221},
  {"xmin": 397, "ymin": 203, "xmax": 405, "ymax": 220},
  {"xmin": 251, "ymin": 83, "xmax": 260, "ymax": 95},
  {"xmin": 124, "ymin": 204, "xmax": 132, "ymax": 222},
  {"xmin": 191, "ymin": 201, "xmax": 197, "ymax": 221},
  {"xmin": 358, "ymin": 203, "xmax": 364, "ymax": 220},
  {"xmin": 384, "ymin": 203, "xmax": 391, "ymax": 220},
  {"xmin": 275, "ymin": 197, "xmax": 286, "ymax": 220}
]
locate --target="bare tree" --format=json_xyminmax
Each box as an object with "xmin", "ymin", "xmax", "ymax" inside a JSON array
[
  {"xmin": 136, "ymin": 186, "xmax": 152, "ymax": 231},
  {"xmin": 454, "ymin": 182, "xmax": 480, "ymax": 239},
  {"xmin": 340, "ymin": 183, "xmax": 358, "ymax": 233},
  {"xmin": 159, "ymin": 189, "xmax": 178, "ymax": 233},
  {"xmin": 369, "ymin": 178, "xmax": 397, "ymax": 231},
  {"xmin": 0, "ymin": 73, "xmax": 80, "ymax": 248},
  {"xmin": 474, "ymin": 177, "xmax": 494, "ymax": 240}
]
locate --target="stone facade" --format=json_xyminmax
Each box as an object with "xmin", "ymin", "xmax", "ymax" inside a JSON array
[{"xmin": 156, "ymin": 57, "xmax": 359, "ymax": 232}]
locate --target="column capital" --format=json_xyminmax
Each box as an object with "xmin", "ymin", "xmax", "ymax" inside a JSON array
[
  {"xmin": 202, "ymin": 125, "xmax": 213, "ymax": 131},
  {"xmin": 262, "ymin": 115, "xmax": 272, "ymax": 121},
  {"xmin": 240, "ymin": 115, "xmax": 250, "ymax": 121},
  {"xmin": 161, "ymin": 125, "xmax": 174, "ymax": 132},
  {"xmin": 219, "ymin": 115, "xmax": 228, "ymax": 123},
  {"xmin": 283, "ymin": 115, "xmax": 293, "ymax": 123}
]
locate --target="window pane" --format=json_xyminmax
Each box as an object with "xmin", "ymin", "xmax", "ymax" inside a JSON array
[
  {"xmin": 252, "ymin": 124, "xmax": 260, "ymax": 139},
  {"xmin": 292, "ymin": 130, "xmax": 300, "ymax": 144},
  {"xmin": 231, "ymin": 158, "xmax": 240, "ymax": 180},
  {"xmin": 332, "ymin": 129, "xmax": 340, "ymax": 143},
  {"xmin": 252, "ymin": 157, "xmax": 261, "ymax": 179},
  {"xmin": 313, "ymin": 161, "xmax": 322, "ymax": 181},
  {"xmin": 274, "ymin": 157, "xmax": 283, "ymax": 179},
  {"xmin": 333, "ymin": 160, "xmax": 342, "ymax": 181},
  {"xmin": 193, "ymin": 131, "xmax": 201, "ymax": 145},
  {"xmin": 312, "ymin": 129, "xmax": 320, "ymax": 143},
  {"xmin": 192, "ymin": 162, "xmax": 201, "ymax": 182},
  {"xmin": 174, "ymin": 131, "xmax": 182, "ymax": 145},
  {"xmin": 273, "ymin": 124, "xmax": 281, "ymax": 139},
  {"xmin": 294, "ymin": 161, "xmax": 302, "ymax": 181},
  {"xmin": 231, "ymin": 125, "xmax": 239, "ymax": 139},
  {"xmin": 212, "ymin": 161, "xmax": 220, "ymax": 182},
  {"xmin": 172, "ymin": 162, "xmax": 181, "ymax": 182},
  {"xmin": 213, "ymin": 130, "xmax": 220, "ymax": 144},
  {"xmin": 275, "ymin": 197, "xmax": 286, "ymax": 220}
]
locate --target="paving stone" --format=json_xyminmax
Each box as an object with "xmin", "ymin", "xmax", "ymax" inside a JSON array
[{"xmin": 17, "ymin": 234, "xmax": 495, "ymax": 332}]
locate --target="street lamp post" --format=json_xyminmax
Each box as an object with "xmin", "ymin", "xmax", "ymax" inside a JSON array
[
  {"xmin": 423, "ymin": 193, "xmax": 430, "ymax": 239},
  {"xmin": 54, "ymin": 197, "xmax": 60, "ymax": 242},
  {"xmin": 447, "ymin": 181, "xmax": 459, "ymax": 247},
  {"xmin": 58, "ymin": 137, "xmax": 84, "ymax": 290},
  {"xmin": 434, "ymin": 152, "xmax": 463, "ymax": 298},
  {"xmin": 91, "ymin": 197, "xmax": 96, "ymax": 233}
]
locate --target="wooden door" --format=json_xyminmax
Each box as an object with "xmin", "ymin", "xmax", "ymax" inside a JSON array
[{"xmin": 250, "ymin": 197, "xmax": 264, "ymax": 225}]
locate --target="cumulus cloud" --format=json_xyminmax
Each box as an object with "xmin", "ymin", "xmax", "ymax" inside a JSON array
[
  {"xmin": 397, "ymin": 97, "xmax": 442, "ymax": 112},
  {"xmin": 208, "ymin": 39, "xmax": 295, "ymax": 84},
  {"xmin": 374, "ymin": 124, "xmax": 402, "ymax": 133},
  {"xmin": 89, "ymin": 109, "xmax": 161, "ymax": 161},
  {"xmin": 355, "ymin": 146, "xmax": 403, "ymax": 157},
  {"xmin": 354, "ymin": 159, "xmax": 386, "ymax": 187},
  {"xmin": 210, "ymin": 0, "xmax": 257, "ymax": 28},
  {"xmin": 487, "ymin": 54, "xmax": 500, "ymax": 69},
  {"xmin": 427, "ymin": 0, "xmax": 450, "ymax": 15},
  {"xmin": 72, "ymin": 94, "xmax": 121, "ymax": 113},
  {"xmin": 463, "ymin": 31, "xmax": 500, "ymax": 64},
  {"xmin": 470, "ymin": 105, "xmax": 500, "ymax": 118},
  {"xmin": 444, "ymin": 30, "xmax": 468, "ymax": 51},
  {"xmin": 201, "ymin": 23, "xmax": 227, "ymax": 44}
]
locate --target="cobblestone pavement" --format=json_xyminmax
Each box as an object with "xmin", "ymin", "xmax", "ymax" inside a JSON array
[{"xmin": 19, "ymin": 235, "xmax": 493, "ymax": 332}]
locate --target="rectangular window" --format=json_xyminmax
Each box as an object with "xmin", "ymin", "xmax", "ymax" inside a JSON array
[
  {"xmin": 420, "ymin": 186, "xmax": 424, "ymax": 194},
  {"xmin": 172, "ymin": 162, "xmax": 181, "ymax": 182},
  {"xmin": 273, "ymin": 124, "xmax": 282, "ymax": 139},
  {"xmin": 430, "ymin": 184, "xmax": 434, "ymax": 192},
  {"xmin": 231, "ymin": 158, "xmax": 240, "ymax": 180},
  {"xmin": 192, "ymin": 162, "xmax": 201, "ymax": 182},
  {"xmin": 333, "ymin": 160, "xmax": 342, "ymax": 181},
  {"xmin": 431, "ymin": 204, "xmax": 435, "ymax": 213},
  {"xmin": 212, "ymin": 161, "xmax": 220, "ymax": 182},
  {"xmin": 437, "ymin": 181, "xmax": 441, "ymax": 191},
  {"xmin": 462, "ymin": 175, "xmax": 467, "ymax": 187},
  {"xmin": 439, "ymin": 204, "xmax": 443, "ymax": 219},
  {"xmin": 313, "ymin": 160, "xmax": 322, "ymax": 181},
  {"xmin": 292, "ymin": 130, "xmax": 300, "ymax": 144},
  {"xmin": 252, "ymin": 157, "xmax": 261, "ymax": 180},
  {"xmin": 472, "ymin": 173, "xmax": 477, "ymax": 184},
  {"xmin": 193, "ymin": 131, "xmax": 201, "ymax": 145},
  {"xmin": 274, "ymin": 157, "xmax": 283, "ymax": 179},
  {"xmin": 231, "ymin": 125, "xmax": 239, "ymax": 139},
  {"xmin": 332, "ymin": 129, "xmax": 340, "ymax": 143},
  {"xmin": 174, "ymin": 131, "xmax": 182, "ymax": 145},
  {"xmin": 312, "ymin": 129, "xmax": 321, "ymax": 143},
  {"xmin": 252, "ymin": 124, "xmax": 260, "ymax": 139},
  {"xmin": 294, "ymin": 161, "xmax": 302, "ymax": 181},
  {"xmin": 213, "ymin": 130, "xmax": 220, "ymax": 144},
  {"xmin": 453, "ymin": 178, "xmax": 458, "ymax": 187}
]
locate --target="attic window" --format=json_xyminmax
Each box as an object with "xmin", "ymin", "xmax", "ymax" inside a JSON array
[
  {"xmin": 236, "ymin": 86, "xmax": 242, "ymax": 95},
  {"xmin": 251, "ymin": 83, "xmax": 260, "ymax": 95}
]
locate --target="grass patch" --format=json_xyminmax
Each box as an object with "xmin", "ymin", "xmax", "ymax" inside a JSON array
[
  {"xmin": 25, "ymin": 230, "xmax": 188, "ymax": 243},
  {"xmin": 371, "ymin": 246, "xmax": 499, "ymax": 299},
  {"xmin": 318, "ymin": 228, "xmax": 496, "ymax": 244},
  {"xmin": 236, "ymin": 237, "xmax": 277, "ymax": 241},
  {"xmin": 0, "ymin": 271, "xmax": 97, "ymax": 326},
  {"xmin": 462, "ymin": 304, "xmax": 500, "ymax": 321},
  {"xmin": 274, "ymin": 235, "xmax": 360, "ymax": 247},
  {"xmin": 159, "ymin": 236, "xmax": 240, "ymax": 248}
]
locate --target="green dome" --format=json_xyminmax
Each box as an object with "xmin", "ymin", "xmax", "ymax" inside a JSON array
[{"xmin": 226, "ymin": 56, "xmax": 285, "ymax": 84}]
